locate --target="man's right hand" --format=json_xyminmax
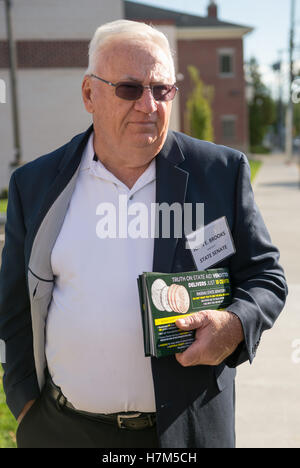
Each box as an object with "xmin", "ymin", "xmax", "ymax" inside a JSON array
[{"xmin": 17, "ymin": 400, "xmax": 36, "ymax": 424}]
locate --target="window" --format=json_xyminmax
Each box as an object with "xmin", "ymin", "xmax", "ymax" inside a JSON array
[
  {"xmin": 221, "ymin": 115, "xmax": 237, "ymax": 141},
  {"xmin": 218, "ymin": 48, "xmax": 235, "ymax": 77}
]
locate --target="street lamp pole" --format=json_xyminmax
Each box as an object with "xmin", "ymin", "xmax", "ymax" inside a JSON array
[
  {"xmin": 273, "ymin": 52, "xmax": 284, "ymax": 150},
  {"xmin": 3, "ymin": 0, "xmax": 22, "ymax": 168},
  {"xmin": 285, "ymin": 0, "xmax": 296, "ymax": 161}
]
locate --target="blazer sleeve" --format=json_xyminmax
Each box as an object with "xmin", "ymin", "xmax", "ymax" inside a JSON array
[
  {"xmin": 225, "ymin": 154, "xmax": 288, "ymax": 367},
  {"xmin": 0, "ymin": 172, "xmax": 40, "ymax": 420}
]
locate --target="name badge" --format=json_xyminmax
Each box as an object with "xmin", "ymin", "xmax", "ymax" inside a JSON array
[{"xmin": 186, "ymin": 216, "xmax": 235, "ymax": 270}]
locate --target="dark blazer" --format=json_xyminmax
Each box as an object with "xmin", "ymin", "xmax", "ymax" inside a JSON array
[{"xmin": 0, "ymin": 126, "xmax": 288, "ymax": 448}]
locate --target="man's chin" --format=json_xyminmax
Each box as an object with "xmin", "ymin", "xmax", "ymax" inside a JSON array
[{"xmin": 131, "ymin": 133, "xmax": 159, "ymax": 148}]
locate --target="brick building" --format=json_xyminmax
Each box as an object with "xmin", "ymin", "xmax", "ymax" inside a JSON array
[
  {"xmin": 125, "ymin": 0, "xmax": 253, "ymax": 152},
  {"xmin": 0, "ymin": 0, "xmax": 252, "ymax": 190}
]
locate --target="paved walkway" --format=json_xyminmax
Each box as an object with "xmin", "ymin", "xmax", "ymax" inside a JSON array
[{"xmin": 236, "ymin": 154, "xmax": 300, "ymax": 448}]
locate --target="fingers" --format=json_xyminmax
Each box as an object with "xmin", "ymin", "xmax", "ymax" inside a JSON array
[
  {"xmin": 175, "ymin": 312, "xmax": 210, "ymax": 367},
  {"xmin": 175, "ymin": 340, "xmax": 204, "ymax": 367},
  {"xmin": 174, "ymin": 310, "xmax": 233, "ymax": 367},
  {"xmin": 175, "ymin": 310, "xmax": 210, "ymax": 331},
  {"xmin": 175, "ymin": 309, "xmax": 244, "ymax": 367}
]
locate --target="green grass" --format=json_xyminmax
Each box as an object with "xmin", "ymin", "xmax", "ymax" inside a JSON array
[
  {"xmin": 249, "ymin": 159, "xmax": 262, "ymax": 182},
  {"xmin": 0, "ymin": 366, "xmax": 17, "ymax": 448},
  {"xmin": 0, "ymin": 199, "xmax": 7, "ymax": 214}
]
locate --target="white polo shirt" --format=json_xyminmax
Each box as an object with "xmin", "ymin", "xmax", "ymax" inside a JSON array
[{"xmin": 45, "ymin": 132, "xmax": 156, "ymax": 413}]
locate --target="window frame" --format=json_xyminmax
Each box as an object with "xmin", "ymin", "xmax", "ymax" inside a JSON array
[
  {"xmin": 221, "ymin": 115, "xmax": 237, "ymax": 141},
  {"xmin": 218, "ymin": 48, "xmax": 235, "ymax": 78}
]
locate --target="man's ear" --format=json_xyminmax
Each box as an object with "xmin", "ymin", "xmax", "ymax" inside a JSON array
[{"xmin": 82, "ymin": 75, "xmax": 94, "ymax": 114}]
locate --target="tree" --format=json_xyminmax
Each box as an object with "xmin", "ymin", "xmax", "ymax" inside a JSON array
[
  {"xmin": 292, "ymin": 68, "xmax": 300, "ymax": 137},
  {"xmin": 185, "ymin": 65, "xmax": 214, "ymax": 141},
  {"xmin": 248, "ymin": 57, "xmax": 276, "ymax": 149},
  {"xmin": 294, "ymin": 103, "xmax": 300, "ymax": 136}
]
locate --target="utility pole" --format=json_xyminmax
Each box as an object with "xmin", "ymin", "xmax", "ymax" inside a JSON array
[
  {"xmin": 3, "ymin": 0, "xmax": 22, "ymax": 168},
  {"xmin": 273, "ymin": 51, "xmax": 284, "ymax": 150},
  {"xmin": 285, "ymin": 0, "xmax": 296, "ymax": 161}
]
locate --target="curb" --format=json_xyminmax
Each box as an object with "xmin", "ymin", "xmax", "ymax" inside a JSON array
[{"xmin": 0, "ymin": 213, "xmax": 6, "ymax": 225}]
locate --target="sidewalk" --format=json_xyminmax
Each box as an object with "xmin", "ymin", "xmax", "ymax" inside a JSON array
[{"xmin": 236, "ymin": 154, "xmax": 300, "ymax": 448}]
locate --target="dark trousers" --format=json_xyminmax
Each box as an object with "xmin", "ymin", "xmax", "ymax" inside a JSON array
[{"xmin": 16, "ymin": 384, "xmax": 159, "ymax": 448}]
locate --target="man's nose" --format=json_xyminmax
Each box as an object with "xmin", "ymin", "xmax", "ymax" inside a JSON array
[{"xmin": 134, "ymin": 87, "xmax": 158, "ymax": 113}]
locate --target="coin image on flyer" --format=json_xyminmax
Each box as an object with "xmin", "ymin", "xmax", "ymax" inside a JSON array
[
  {"xmin": 168, "ymin": 283, "xmax": 179, "ymax": 313},
  {"xmin": 174, "ymin": 285, "xmax": 190, "ymax": 314},
  {"xmin": 160, "ymin": 285, "xmax": 172, "ymax": 312},
  {"xmin": 151, "ymin": 279, "xmax": 167, "ymax": 311}
]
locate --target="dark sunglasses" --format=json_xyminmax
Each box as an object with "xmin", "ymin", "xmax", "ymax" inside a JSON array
[{"xmin": 90, "ymin": 73, "xmax": 178, "ymax": 102}]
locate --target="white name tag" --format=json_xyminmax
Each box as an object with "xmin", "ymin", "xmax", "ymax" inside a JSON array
[{"xmin": 186, "ymin": 216, "xmax": 235, "ymax": 270}]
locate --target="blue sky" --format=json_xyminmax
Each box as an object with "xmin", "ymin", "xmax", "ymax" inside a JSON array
[{"xmin": 132, "ymin": 0, "xmax": 300, "ymax": 99}]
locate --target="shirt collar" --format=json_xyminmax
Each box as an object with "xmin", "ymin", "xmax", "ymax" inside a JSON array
[
  {"xmin": 80, "ymin": 131, "xmax": 156, "ymax": 194},
  {"xmin": 79, "ymin": 131, "xmax": 95, "ymax": 171}
]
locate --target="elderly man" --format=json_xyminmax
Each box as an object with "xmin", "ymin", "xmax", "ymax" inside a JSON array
[{"xmin": 0, "ymin": 20, "xmax": 287, "ymax": 448}]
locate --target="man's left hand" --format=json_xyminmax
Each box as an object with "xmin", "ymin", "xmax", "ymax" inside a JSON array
[{"xmin": 175, "ymin": 310, "xmax": 244, "ymax": 367}]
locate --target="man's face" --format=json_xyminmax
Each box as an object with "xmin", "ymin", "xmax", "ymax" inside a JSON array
[{"xmin": 82, "ymin": 39, "xmax": 174, "ymax": 166}]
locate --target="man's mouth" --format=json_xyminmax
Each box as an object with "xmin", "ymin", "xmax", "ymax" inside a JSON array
[{"xmin": 130, "ymin": 121, "xmax": 156, "ymax": 125}]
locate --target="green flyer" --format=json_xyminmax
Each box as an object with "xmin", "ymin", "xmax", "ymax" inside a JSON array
[{"xmin": 138, "ymin": 268, "xmax": 232, "ymax": 358}]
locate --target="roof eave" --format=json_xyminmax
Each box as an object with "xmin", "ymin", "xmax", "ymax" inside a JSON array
[{"xmin": 177, "ymin": 26, "xmax": 254, "ymax": 40}]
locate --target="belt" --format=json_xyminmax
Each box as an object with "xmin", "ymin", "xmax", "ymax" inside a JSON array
[{"xmin": 45, "ymin": 377, "xmax": 156, "ymax": 430}]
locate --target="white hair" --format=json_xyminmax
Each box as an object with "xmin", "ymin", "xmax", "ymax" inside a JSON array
[{"xmin": 86, "ymin": 19, "xmax": 175, "ymax": 81}]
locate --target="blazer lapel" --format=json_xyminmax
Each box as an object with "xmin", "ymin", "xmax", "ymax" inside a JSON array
[
  {"xmin": 25, "ymin": 125, "xmax": 94, "ymax": 276},
  {"xmin": 153, "ymin": 132, "xmax": 189, "ymax": 273}
]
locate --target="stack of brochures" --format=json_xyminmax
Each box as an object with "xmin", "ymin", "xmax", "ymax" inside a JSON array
[{"xmin": 137, "ymin": 268, "xmax": 232, "ymax": 358}]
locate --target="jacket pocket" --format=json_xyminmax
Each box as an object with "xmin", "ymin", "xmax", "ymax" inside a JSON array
[{"xmin": 16, "ymin": 395, "xmax": 41, "ymax": 440}]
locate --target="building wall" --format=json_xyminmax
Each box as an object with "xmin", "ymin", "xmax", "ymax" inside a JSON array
[
  {"xmin": 0, "ymin": 69, "xmax": 93, "ymax": 190},
  {"xmin": 178, "ymin": 37, "xmax": 249, "ymax": 153},
  {"xmin": 0, "ymin": 0, "xmax": 124, "ymax": 40},
  {"xmin": 0, "ymin": 0, "xmax": 123, "ymax": 190}
]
